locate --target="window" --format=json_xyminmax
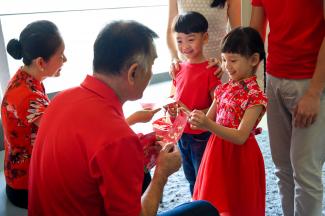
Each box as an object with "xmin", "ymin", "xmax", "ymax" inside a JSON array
[{"xmin": 0, "ymin": 0, "xmax": 170, "ymax": 94}]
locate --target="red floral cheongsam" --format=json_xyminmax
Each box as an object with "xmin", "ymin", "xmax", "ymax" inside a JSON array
[
  {"xmin": 1, "ymin": 69, "xmax": 49, "ymax": 190},
  {"xmin": 193, "ymin": 76, "xmax": 267, "ymax": 216}
]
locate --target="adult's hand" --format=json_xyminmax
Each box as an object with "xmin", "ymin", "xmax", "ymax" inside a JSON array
[
  {"xmin": 294, "ymin": 91, "xmax": 320, "ymax": 128},
  {"xmin": 126, "ymin": 108, "xmax": 161, "ymax": 125},
  {"xmin": 154, "ymin": 144, "xmax": 181, "ymax": 181},
  {"xmin": 169, "ymin": 58, "xmax": 181, "ymax": 79},
  {"xmin": 207, "ymin": 58, "xmax": 223, "ymax": 78}
]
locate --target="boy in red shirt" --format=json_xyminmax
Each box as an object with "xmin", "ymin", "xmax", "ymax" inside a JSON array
[{"xmin": 169, "ymin": 11, "xmax": 221, "ymax": 195}]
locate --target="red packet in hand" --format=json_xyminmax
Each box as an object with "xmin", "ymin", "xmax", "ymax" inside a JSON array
[
  {"xmin": 138, "ymin": 132, "xmax": 162, "ymax": 173},
  {"xmin": 152, "ymin": 109, "xmax": 189, "ymax": 145}
]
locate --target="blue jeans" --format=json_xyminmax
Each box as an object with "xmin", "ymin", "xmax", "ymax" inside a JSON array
[
  {"xmin": 158, "ymin": 200, "xmax": 219, "ymax": 216},
  {"xmin": 178, "ymin": 132, "xmax": 210, "ymax": 195}
]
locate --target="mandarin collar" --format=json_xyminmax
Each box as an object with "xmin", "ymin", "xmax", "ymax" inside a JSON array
[
  {"xmin": 229, "ymin": 76, "xmax": 257, "ymax": 87},
  {"xmin": 81, "ymin": 75, "xmax": 123, "ymax": 116}
]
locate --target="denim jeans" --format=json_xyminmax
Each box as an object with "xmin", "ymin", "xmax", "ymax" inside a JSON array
[
  {"xmin": 158, "ymin": 200, "xmax": 219, "ymax": 216},
  {"xmin": 178, "ymin": 132, "xmax": 210, "ymax": 195}
]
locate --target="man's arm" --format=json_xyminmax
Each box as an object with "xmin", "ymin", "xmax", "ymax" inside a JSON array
[
  {"xmin": 293, "ymin": 2, "xmax": 325, "ymax": 128},
  {"xmin": 250, "ymin": 5, "xmax": 267, "ymax": 41},
  {"xmin": 140, "ymin": 144, "xmax": 181, "ymax": 216}
]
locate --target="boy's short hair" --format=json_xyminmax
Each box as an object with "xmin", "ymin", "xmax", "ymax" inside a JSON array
[{"xmin": 173, "ymin": 11, "xmax": 208, "ymax": 34}]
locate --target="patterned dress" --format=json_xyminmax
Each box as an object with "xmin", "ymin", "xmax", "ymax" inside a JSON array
[
  {"xmin": 177, "ymin": 0, "xmax": 228, "ymax": 59},
  {"xmin": 193, "ymin": 76, "xmax": 267, "ymax": 216},
  {"xmin": 1, "ymin": 69, "xmax": 49, "ymax": 190}
]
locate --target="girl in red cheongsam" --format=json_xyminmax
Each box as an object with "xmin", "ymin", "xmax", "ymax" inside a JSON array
[{"xmin": 189, "ymin": 27, "xmax": 267, "ymax": 216}]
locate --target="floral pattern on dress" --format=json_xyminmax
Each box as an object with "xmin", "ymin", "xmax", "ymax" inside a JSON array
[
  {"xmin": 1, "ymin": 69, "xmax": 49, "ymax": 189},
  {"xmin": 215, "ymin": 76, "xmax": 267, "ymax": 129}
]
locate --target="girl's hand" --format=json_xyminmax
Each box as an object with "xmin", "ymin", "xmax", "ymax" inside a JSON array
[
  {"xmin": 169, "ymin": 58, "xmax": 181, "ymax": 79},
  {"xmin": 189, "ymin": 109, "xmax": 209, "ymax": 130},
  {"xmin": 207, "ymin": 58, "xmax": 223, "ymax": 79}
]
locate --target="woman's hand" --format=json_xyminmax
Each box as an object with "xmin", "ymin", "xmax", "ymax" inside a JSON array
[
  {"xmin": 207, "ymin": 58, "xmax": 223, "ymax": 78},
  {"xmin": 169, "ymin": 58, "xmax": 181, "ymax": 79}
]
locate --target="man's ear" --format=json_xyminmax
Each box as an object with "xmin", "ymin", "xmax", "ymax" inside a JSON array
[
  {"xmin": 126, "ymin": 63, "xmax": 139, "ymax": 85},
  {"xmin": 35, "ymin": 57, "xmax": 46, "ymax": 72},
  {"xmin": 250, "ymin": 53, "xmax": 260, "ymax": 68}
]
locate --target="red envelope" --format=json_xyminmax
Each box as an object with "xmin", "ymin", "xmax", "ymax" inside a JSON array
[
  {"xmin": 138, "ymin": 132, "xmax": 161, "ymax": 172},
  {"xmin": 152, "ymin": 109, "xmax": 188, "ymax": 145}
]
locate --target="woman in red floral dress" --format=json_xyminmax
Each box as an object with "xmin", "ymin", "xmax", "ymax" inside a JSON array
[
  {"xmin": 189, "ymin": 27, "xmax": 267, "ymax": 216},
  {"xmin": 1, "ymin": 20, "xmax": 66, "ymax": 208}
]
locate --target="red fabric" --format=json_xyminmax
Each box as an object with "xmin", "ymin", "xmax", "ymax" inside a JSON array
[
  {"xmin": 251, "ymin": 0, "xmax": 325, "ymax": 79},
  {"xmin": 193, "ymin": 76, "xmax": 267, "ymax": 216},
  {"xmin": 1, "ymin": 69, "xmax": 49, "ymax": 190},
  {"xmin": 28, "ymin": 75, "xmax": 143, "ymax": 216},
  {"xmin": 173, "ymin": 61, "xmax": 221, "ymax": 133}
]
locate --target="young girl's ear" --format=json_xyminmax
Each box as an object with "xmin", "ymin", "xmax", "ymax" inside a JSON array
[{"xmin": 250, "ymin": 53, "xmax": 260, "ymax": 68}]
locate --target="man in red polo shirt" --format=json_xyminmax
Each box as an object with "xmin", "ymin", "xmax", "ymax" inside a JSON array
[
  {"xmin": 250, "ymin": 1, "xmax": 325, "ymax": 216},
  {"xmin": 28, "ymin": 20, "xmax": 219, "ymax": 216}
]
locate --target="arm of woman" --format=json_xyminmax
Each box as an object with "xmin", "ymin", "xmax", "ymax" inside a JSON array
[
  {"xmin": 190, "ymin": 105, "xmax": 264, "ymax": 145},
  {"xmin": 167, "ymin": 0, "xmax": 179, "ymax": 61},
  {"xmin": 227, "ymin": 0, "xmax": 241, "ymax": 28},
  {"xmin": 167, "ymin": 0, "xmax": 181, "ymax": 79}
]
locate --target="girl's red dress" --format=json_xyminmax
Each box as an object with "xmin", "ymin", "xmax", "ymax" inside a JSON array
[{"xmin": 193, "ymin": 76, "xmax": 267, "ymax": 216}]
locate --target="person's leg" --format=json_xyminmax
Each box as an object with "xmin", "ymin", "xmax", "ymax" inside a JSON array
[
  {"xmin": 191, "ymin": 132, "xmax": 210, "ymax": 176},
  {"xmin": 178, "ymin": 134, "xmax": 196, "ymax": 195},
  {"xmin": 5, "ymin": 184, "xmax": 28, "ymax": 209},
  {"xmin": 266, "ymin": 75, "xmax": 295, "ymax": 216},
  {"xmin": 158, "ymin": 200, "xmax": 219, "ymax": 216},
  {"xmin": 288, "ymin": 79, "xmax": 325, "ymax": 216}
]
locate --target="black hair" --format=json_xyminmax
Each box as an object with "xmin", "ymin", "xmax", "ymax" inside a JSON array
[
  {"xmin": 93, "ymin": 20, "xmax": 158, "ymax": 75},
  {"xmin": 211, "ymin": 0, "xmax": 227, "ymax": 8},
  {"xmin": 221, "ymin": 27, "xmax": 266, "ymax": 90},
  {"xmin": 6, "ymin": 20, "xmax": 63, "ymax": 66},
  {"xmin": 174, "ymin": 11, "xmax": 208, "ymax": 34}
]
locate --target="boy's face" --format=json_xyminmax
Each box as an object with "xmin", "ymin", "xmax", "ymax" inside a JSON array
[{"xmin": 176, "ymin": 32, "xmax": 208, "ymax": 62}]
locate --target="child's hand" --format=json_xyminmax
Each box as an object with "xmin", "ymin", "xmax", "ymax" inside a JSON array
[
  {"xmin": 189, "ymin": 109, "xmax": 209, "ymax": 130},
  {"xmin": 163, "ymin": 102, "xmax": 178, "ymax": 117}
]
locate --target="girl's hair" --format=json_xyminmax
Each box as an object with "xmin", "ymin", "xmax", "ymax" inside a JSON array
[
  {"xmin": 174, "ymin": 11, "xmax": 208, "ymax": 34},
  {"xmin": 6, "ymin": 20, "xmax": 63, "ymax": 66},
  {"xmin": 211, "ymin": 0, "xmax": 227, "ymax": 8},
  {"xmin": 221, "ymin": 27, "xmax": 266, "ymax": 89}
]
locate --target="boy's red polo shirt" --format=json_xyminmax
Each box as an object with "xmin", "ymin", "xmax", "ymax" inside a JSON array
[{"xmin": 28, "ymin": 75, "xmax": 144, "ymax": 216}]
